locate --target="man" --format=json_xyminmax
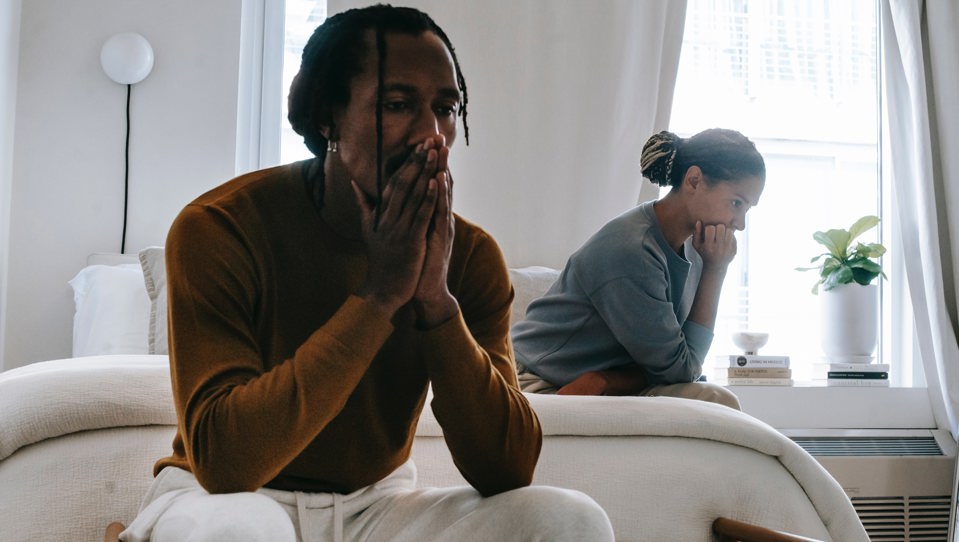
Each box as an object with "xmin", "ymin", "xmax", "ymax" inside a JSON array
[{"xmin": 120, "ymin": 5, "xmax": 613, "ymax": 541}]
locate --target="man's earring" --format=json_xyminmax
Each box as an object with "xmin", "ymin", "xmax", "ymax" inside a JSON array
[{"xmin": 326, "ymin": 140, "xmax": 339, "ymax": 153}]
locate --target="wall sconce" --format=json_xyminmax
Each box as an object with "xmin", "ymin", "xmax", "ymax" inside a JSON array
[
  {"xmin": 100, "ymin": 32, "xmax": 154, "ymax": 253},
  {"xmin": 100, "ymin": 32, "xmax": 154, "ymax": 85}
]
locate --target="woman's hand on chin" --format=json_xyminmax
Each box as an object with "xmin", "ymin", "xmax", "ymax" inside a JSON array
[{"xmin": 693, "ymin": 221, "xmax": 737, "ymax": 272}]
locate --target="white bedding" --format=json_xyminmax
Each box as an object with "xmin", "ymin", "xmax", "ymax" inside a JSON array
[
  {"xmin": 420, "ymin": 392, "xmax": 866, "ymax": 540},
  {"xmin": 0, "ymin": 355, "xmax": 868, "ymax": 541},
  {"xmin": 0, "ymin": 355, "xmax": 174, "ymax": 462}
]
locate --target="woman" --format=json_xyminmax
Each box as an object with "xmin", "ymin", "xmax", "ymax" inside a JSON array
[{"xmin": 511, "ymin": 128, "xmax": 766, "ymax": 409}]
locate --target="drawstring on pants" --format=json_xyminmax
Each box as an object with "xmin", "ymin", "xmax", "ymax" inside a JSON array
[{"xmin": 294, "ymin": 490, "xmax": 344, "ymax": 542}]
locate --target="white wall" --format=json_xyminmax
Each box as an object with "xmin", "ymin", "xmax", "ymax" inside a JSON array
[
  {"xmin": 2, "ymin": 0, "xmax": 243, "ymax": 369},
  {"xmin": 3, "ymin": 0, "xmax": 682, "ymax": 368},
  {"xmin": 0, "ymin": 0, "xmax": 22, "ymax": 371}
]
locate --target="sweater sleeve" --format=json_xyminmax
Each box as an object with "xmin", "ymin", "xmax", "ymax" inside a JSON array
[
  {"xmin": 165, "ymin": 205, "xmax": 394, "ymax": 494},
  {"xmin": 423, "ymin": 231, "xmax": 543, "ymax": 496}
]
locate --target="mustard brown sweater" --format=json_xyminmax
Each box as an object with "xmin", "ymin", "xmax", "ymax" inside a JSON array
[{"xmin": 155, "ymin": 161, "xmax": 542, "ymax": 496}]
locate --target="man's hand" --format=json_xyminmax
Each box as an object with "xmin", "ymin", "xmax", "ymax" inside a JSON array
[
  {"xmin": 412, "ymin": 136, "xmax": 458, "ymax": 328},
  {"xmin": 354, "ymin": 139, "xmax": 441, "ymax": 316}
]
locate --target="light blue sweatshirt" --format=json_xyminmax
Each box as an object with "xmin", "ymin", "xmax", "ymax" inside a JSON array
[{"xmin": 511, "ymin": 201, "xmax": 713, "ymax": 386}]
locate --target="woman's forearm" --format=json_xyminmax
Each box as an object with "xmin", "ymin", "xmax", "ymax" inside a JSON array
[{"xmin": 686, "ymin": 267, "xmax": 727, "ymax": 331}]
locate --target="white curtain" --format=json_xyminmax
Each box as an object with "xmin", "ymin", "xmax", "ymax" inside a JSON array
[
  {"xmin": 329, "ymin": 0, "xmax": 687, "ymax": 268},
  {"xmin": 881, "ymin": 0, "xmax": 959, "ymax": 439}
]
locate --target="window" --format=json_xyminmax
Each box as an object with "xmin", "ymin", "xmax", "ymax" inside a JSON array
[
  {"xmin": 236, "ymin": 0, "xmax": 324, "ymax": 172},
  {"xmin": 670, "ymin": 0, "xmax": 913, "ymax": 384},
  {"xmin": 280, "ymin": 1, "xmax": 327, "ymax": 165}
]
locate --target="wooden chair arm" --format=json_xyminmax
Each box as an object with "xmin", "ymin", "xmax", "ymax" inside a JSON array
[
  {"xmin": 712, "ymin": 517, "xmax": 825, "ymax": 542},
  {"xmin": 103, "ymin": 521, "xmax": 125, "ymax": 542}
]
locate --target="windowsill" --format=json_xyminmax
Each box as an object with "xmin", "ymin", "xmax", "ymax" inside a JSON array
[{"xmin": 722, "ymin": 381, "xmax": 935, "ymax": 430}]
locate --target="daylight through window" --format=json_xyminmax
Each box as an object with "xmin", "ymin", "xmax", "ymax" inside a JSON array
[
  {"xmin": 281, "ymin": 1, "xmax": 327, "ymax": 164},
  {"xmin": 669, "ymin": 0, "xmax": 905, "ymax": 384}
]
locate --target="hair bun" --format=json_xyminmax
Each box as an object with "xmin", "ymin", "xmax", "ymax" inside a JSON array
[{"xmin": 640, "ymin": 131, "xmax": 682, "ymax": 186}]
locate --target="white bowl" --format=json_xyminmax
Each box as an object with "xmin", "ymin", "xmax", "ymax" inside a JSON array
[{"xmin": 731, "ymin": 331, "xmax": 769, "ymax": 355}]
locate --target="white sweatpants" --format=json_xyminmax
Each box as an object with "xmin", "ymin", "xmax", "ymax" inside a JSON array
[{"xmin": 120, "ymin": 460, "xmax": 613, "ymax": 542}]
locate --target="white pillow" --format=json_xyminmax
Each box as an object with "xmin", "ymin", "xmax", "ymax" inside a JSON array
[
  {"xmin": 69, "ymin": 264, "xmax": 151, "ymax": 356},
  {"xmin": 138, "ymin": 247, "xmax": 168, "ymax": 355},
  {"xmin": 507, "ymin": 266, "xmax": 560, "ymax": 326},
  {"xmin": 132, "ymin": 249, "xmax": 558, "ymax": 351}
]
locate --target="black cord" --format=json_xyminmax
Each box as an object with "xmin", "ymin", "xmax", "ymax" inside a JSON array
[{"xmin": 121, "ymin": 83, "xmax": 131, "ymax": 254}]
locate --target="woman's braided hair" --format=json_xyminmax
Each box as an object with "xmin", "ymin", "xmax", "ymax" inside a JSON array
[{"xmin": 640, "ymin": 128, "xmax": 765, "ymax": 188}]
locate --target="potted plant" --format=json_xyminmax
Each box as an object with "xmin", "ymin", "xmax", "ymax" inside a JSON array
[{"xmin": 798, "ymin": 215, "xmax": 886, "ymax": 363}]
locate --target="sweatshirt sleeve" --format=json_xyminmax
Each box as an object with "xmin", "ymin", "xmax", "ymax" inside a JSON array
[
  {"xmin": 422, "ymin": 231, "xmax": 543, "ymax": 496},
  {"xmin": 165, "ymin": 204, "xmax": 394, "ymax": 493}
]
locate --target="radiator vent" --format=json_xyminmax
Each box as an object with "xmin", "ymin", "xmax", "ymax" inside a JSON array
[
  {"xmin": 791, "ymin": 436, "xmax": 944, "ymax": 457},
  {"xmin": 851, "ymin": 496, "xmax": 952, "ymax": 541},
  {"xmin": 782, "ymin": 430, "xmax": 957, "ymax": 541}
]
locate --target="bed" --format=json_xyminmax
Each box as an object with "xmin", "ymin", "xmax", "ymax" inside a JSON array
[{"xmin": 0, "ymin": 249, "xmax": 869, "ymax": 541}]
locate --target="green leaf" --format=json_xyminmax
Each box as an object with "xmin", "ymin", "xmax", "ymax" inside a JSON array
[
  {"xmin": 847, "ymin": 215, "xmax": 880, "ymax": 242},
  {"xmin": 822, "ymin": 265, "xmax": 854, "ymax": 290},
  {"xmin": 814, "ymin": 229, "xmax": 850, "ymax": 258},
  {"xmin": 820, "ymin": 258, "xmax": 841, "ymax": 279},
  {"xmin": 854, "ymin": 242, "xmax": 886, "ymax": 259},
  {"xmin": 849, "ymin": 259, "xmax": 882, "ymax": 274},
  {"xmin": 852, "ymin": 267, "xmax": 880, "ymax": 285}
]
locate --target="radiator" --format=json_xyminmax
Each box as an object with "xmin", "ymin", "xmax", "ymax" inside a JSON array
[{"xmin": 782, "ymin": 429, "xmax": 957, "ymax": 542}]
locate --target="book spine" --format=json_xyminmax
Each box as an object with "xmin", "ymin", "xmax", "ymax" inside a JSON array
[
  {"xmin": 727, "ymin": 355, "xmax": 790, "ymax": 368},
  {"xmin": 727, "ymin": 367, "xmax": 792, "ymax": 378},
  {"xmin": 827, "ymin": 371, "xmax": 888, "ymax": 379},
  {"xmin": 727, "ymin": 378, "xmax": 794, "ymax": 386},
  {"xmin": 824, "ymin": 363, "xmax": 890, "ymax": 372},
  {"xmin": 825, "ymin": 379, "xmax": 890, "ymax": 387}
]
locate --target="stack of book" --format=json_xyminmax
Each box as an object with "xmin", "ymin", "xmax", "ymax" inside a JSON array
[
  {"xmin": 722, "ymin": 354, "xmax": 792, "ymax": 386},
  {"xmin": 821, "ymin": 362, "xmax": 890, "ymax": 387}
]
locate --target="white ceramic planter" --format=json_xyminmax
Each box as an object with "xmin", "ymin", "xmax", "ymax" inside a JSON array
[{"xmin": 819, "ymin": 282, "xmax": 878, "ymax": 362}]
